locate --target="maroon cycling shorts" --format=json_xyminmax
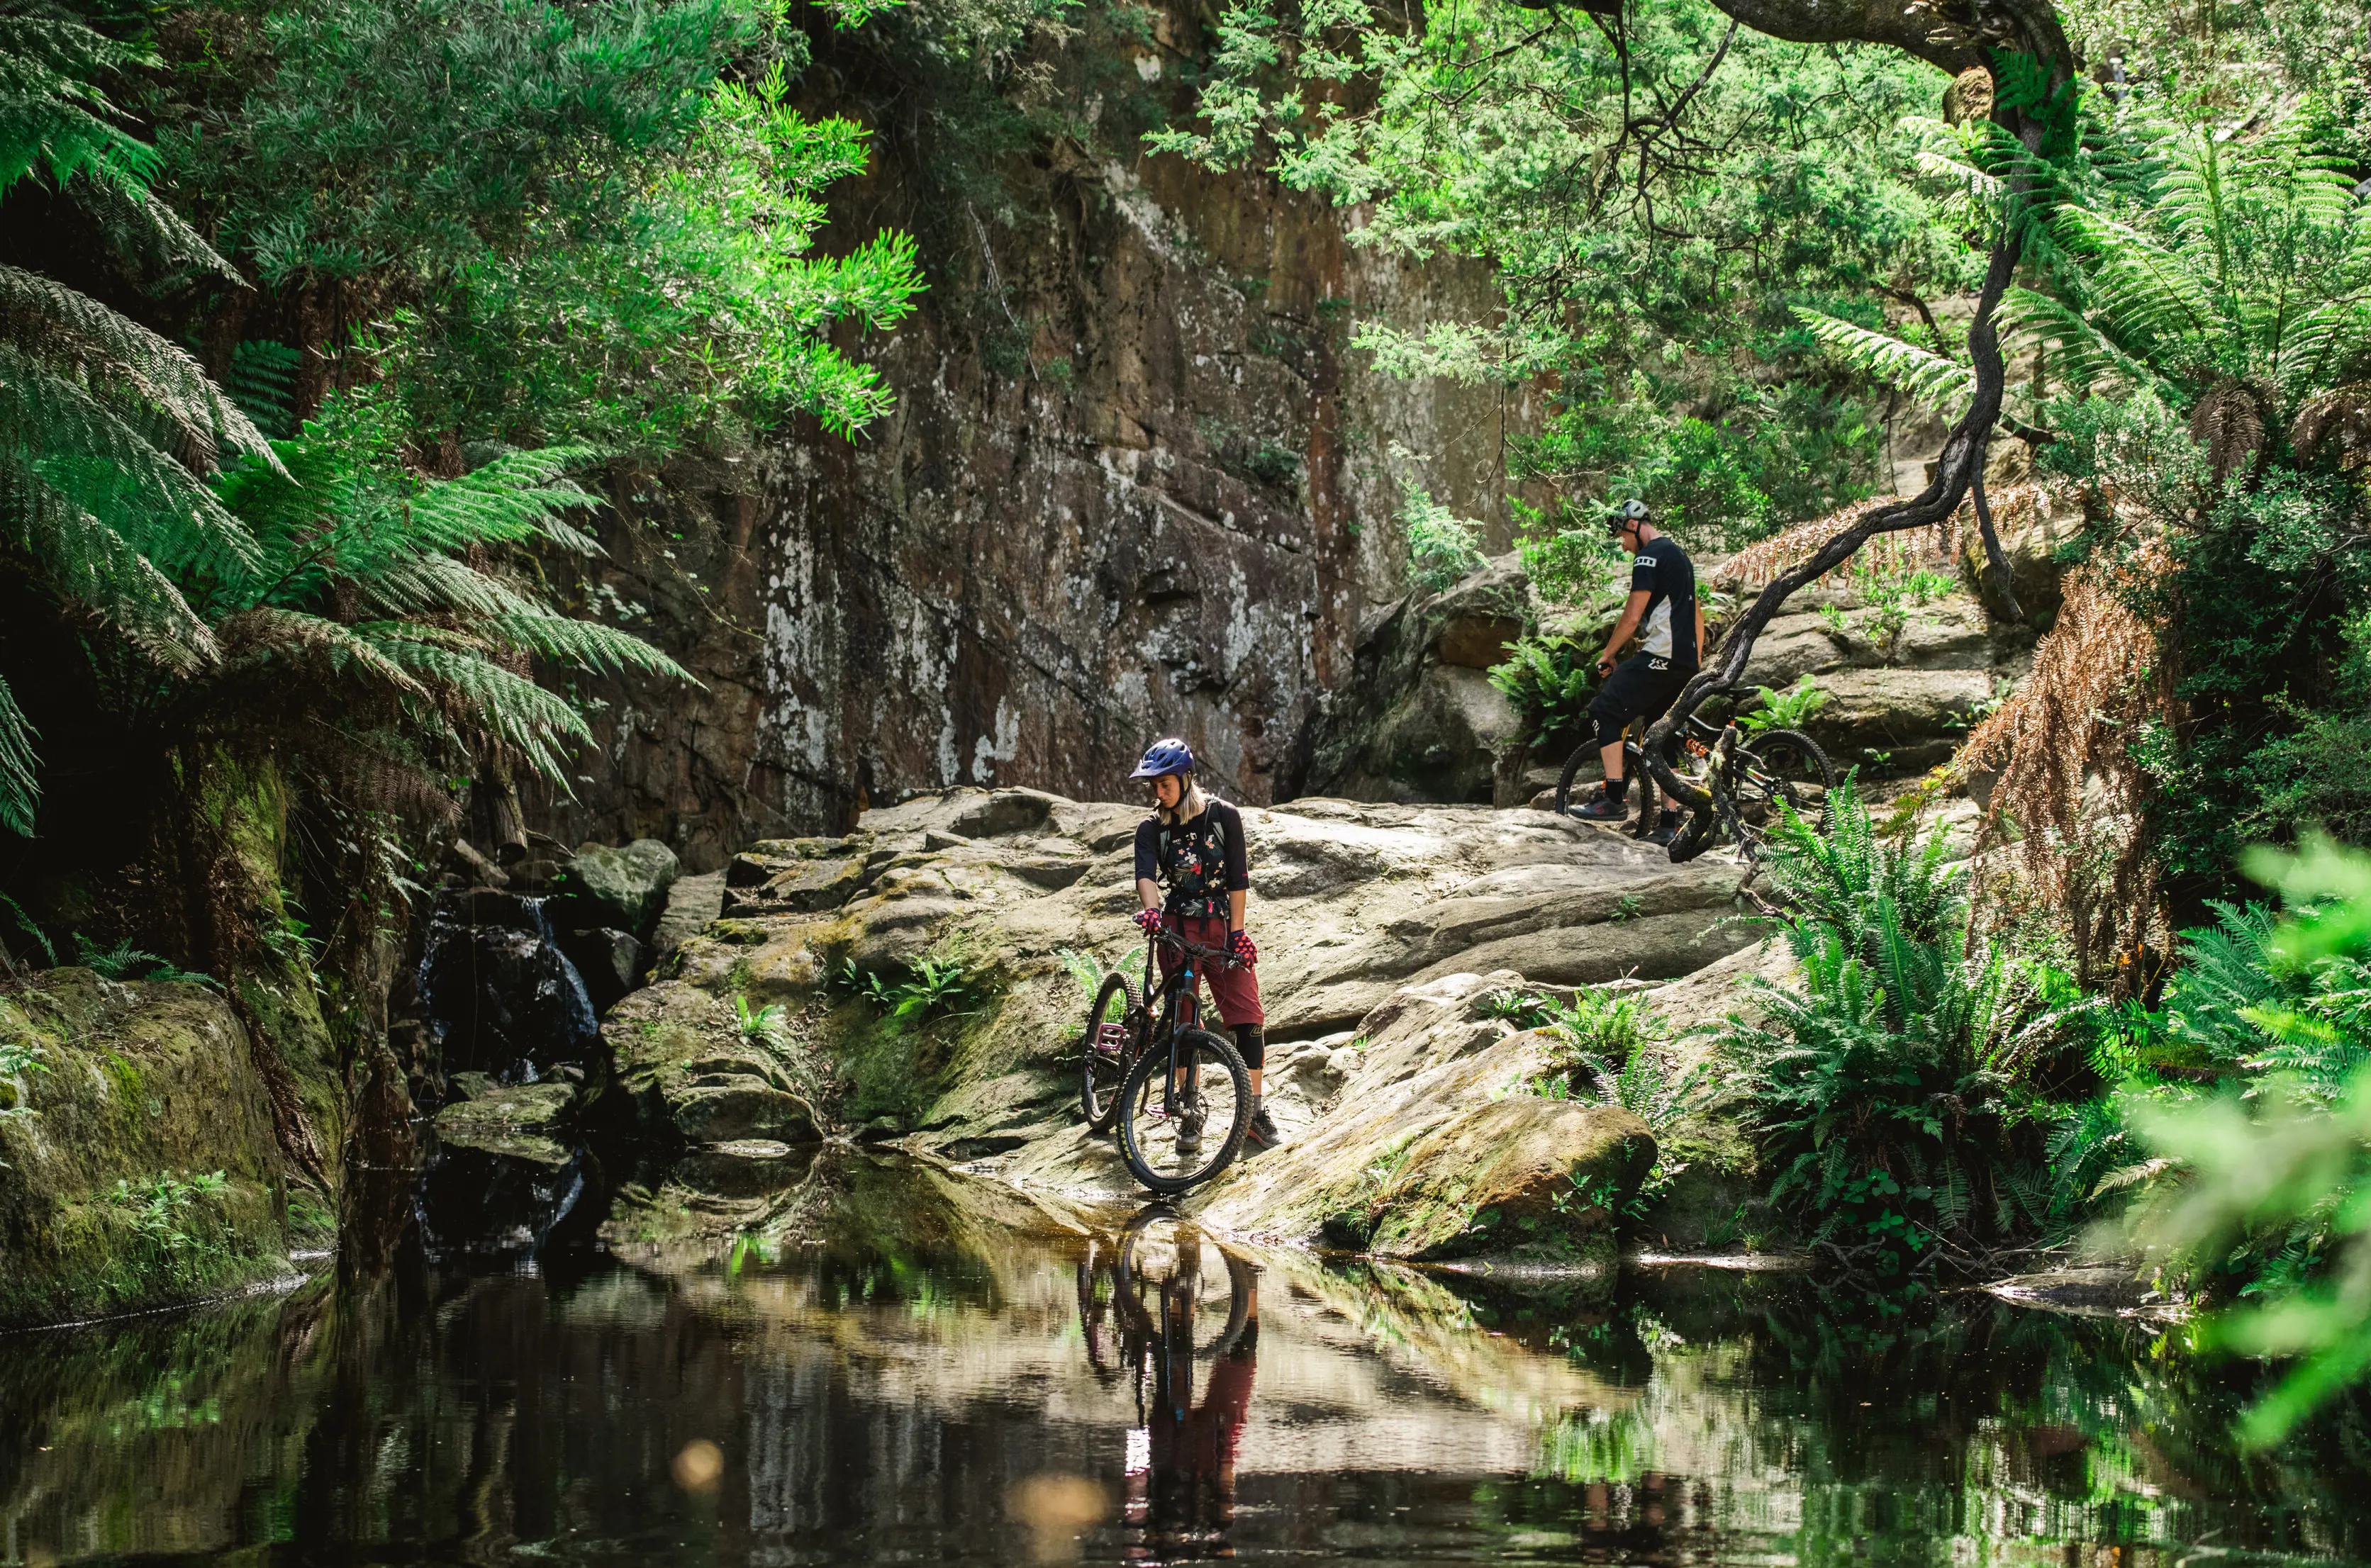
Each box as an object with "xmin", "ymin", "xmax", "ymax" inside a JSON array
[{"xmin": 1156, "ymin": 914, "xmax": 1265, "ymax": 1028}]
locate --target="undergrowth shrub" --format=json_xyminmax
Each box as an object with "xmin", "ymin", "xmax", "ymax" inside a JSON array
[{"xmin": 1717, "ymin": 780, "xmax": 2086, "ymax": 1274}]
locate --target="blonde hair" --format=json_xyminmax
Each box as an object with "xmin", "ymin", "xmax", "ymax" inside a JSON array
[{"xmin": 1156, "ymin": 775, "xmax": 1209, "ymax": 827}]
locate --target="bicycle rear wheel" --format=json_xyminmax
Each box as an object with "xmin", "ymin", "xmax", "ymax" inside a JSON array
[
  {"xmin": 1079, "ymin": 973, "xmax": 1140, "ymax": 1132},
  {"xmin": 1736, "ymin": 727, "xmax": 1837, "ymax": 836},
  {"xmin": 1115, "ymin": 1030, "xmax": 1250, "ymax": 1194}
]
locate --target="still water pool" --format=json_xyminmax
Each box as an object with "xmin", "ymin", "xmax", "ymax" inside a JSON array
[{"xmin": 4, "ymin": 1151, "xmax": 2367, "ymax": 1567}]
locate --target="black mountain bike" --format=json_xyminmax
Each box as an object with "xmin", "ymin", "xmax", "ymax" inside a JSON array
[
  {"xmin": 1554, "ymin": 707, "xmax": 1838, "ymax": 848},
  {"xmin": 1077, "ymin": 930, "xmax": 1252, "ymax": 1194}
]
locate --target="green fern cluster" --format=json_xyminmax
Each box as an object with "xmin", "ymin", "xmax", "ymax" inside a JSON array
[
  {"xmin": 1718, "ymin": 780, "xmax": 2077, "ymax": 1270},
  {"xmin": 1798, "ymin": 96, "xmax": 2371, "ymax": 434}
]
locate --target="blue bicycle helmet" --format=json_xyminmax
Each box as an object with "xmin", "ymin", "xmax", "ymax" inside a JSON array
[{"xmin": 1130, "ymin": 738, "xmax": 1195, "ymax": 779}]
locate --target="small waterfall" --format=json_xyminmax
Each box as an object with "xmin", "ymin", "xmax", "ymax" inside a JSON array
[{"xmin": 415, "ymin": 889, "xmax": 601, "ymax": 1083}]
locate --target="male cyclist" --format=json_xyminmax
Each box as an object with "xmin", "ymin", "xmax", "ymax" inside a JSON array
[
  {"xmin": 1572, "ymin": 499, "xmax": 1706, "ymax": 846},
  {"xmin": 1129, "ymin": 739, "xmax": 1281, "ymax": 1153}
]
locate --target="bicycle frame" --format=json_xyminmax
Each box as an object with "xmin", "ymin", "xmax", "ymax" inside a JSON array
[{"xmin": 1134, "ymin": 927, "xmax": 1240, "ymax": 1122}]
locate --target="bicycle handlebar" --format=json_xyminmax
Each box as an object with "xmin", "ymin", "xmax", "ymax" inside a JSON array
[{"xmin": 1144, "ymin": 926, "xmax": 1244, "ymax": 970}]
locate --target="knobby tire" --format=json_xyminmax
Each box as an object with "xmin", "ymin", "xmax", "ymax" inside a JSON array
[
  {"xmin": 1079, "ymin": 972, "xmax": 1139, "ymax": 1132},
  {"xmin": 1115, "ymin": 1029, "xmax": 1249, "ymax": 1195}
]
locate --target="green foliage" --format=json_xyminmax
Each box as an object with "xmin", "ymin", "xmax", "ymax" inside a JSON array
[
  {"xmin": 222, "ymin": 340, "xmax": 303, "ymax": 442},
  {"xmin": 1486, "ymin": 635, "xmax": 1598, "ymax": 746},
  {"xmin": 2122, "ymin": 841, "xmax": 2371, "ymax": 1445},
  {"xmin": 1717, "ymin": 781, "xmax": 2074, "ymax": 1270},
  {"xmin": 71, "ymin": 934, "xmax": 218, "ymax": 990},
  {"xmin": 1792, "ymin": 306, "xmax": 1976, "ymax": 416},
  {"xmin": 1400, "ymin": 478, "xmax": 1486, "ymax": 593},
  {"xmin": 1154, "ymin": 0, "xmax": 1929, "ymax": 542},
  {"xmin": 1738, "ymin": 675, "xmax": 1830, "ymax": 735},
  {"xmin": 1514, "ymin": 508, "xmax": 1620, "ymax": 605},
  {"xmin": 157, "ymin": 1, "xmax": 922, "ymax": 452},
  {"xmin": 838, "ymin": 952, "xmax": 981, "ymax": 1028},
  {"xmin": 0, "ymin": 1034, "xmax": 48, "ymax": 1152},
  {"xmin": 1054, "ymin": 946, "xmax": 1107, "ymax": 997},
  {"xmin": 108, "ymin": 1170, "xmax": 234, "ymax": 1284},
  {"xmin": 0, "ymin": 891, "xmax": 54, "ymax": 965},
  {"xmin": 735, "ymin": 993, "xmax": 791, "ymax": 1051}
]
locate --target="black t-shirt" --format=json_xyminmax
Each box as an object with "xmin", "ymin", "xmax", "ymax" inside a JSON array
[
  {"xmin": 1132, "ymin": 800, "xmax": 1251, "ymax": 920},
  {"xmin": 1629, "ymin": 534, "xmax": 1698, "ymax": 668}
]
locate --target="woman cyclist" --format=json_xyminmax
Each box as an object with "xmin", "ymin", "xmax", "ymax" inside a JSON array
[{"xmin": 1128, "ymin": 739, "xmax": 1282, "ymax": 1153}]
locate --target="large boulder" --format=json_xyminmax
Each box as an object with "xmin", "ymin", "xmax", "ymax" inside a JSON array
[
  {"xmin": 557, "ymin": 839, "xmax": 681, "ymax": 938},
  {"xmin": 1304, "ymin": 555, "xmax": 1532, "ymax": 804},
  {"xmin": 433, "ymin": 1078, "xmax": 576, "ymax": 1164},
  {"xmin": 0, "ymin": 970, "xmax": 296, "ymax": 1328},
  {"xmin": 627, "ymin": 786, "xmax": 1751, "ymax": 1255},
  {"xmin": 1354, "ymin": 664, "xmax": 1524, "ymax": 805},
  {"xmin": 603, "ymin": 981, "xmax": 822, "ymax": 1146},
  {"xmin": 649, "ymin": 870, "xmax": 726, "ymax": 969}
]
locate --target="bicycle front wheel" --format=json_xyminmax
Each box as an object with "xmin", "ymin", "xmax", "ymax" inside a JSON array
[
  {"xmin": 1115, "ymin": 1030, "xmax": 1250, "ymax": 1194},
  {"xmin": 1079, "ymin": 973, "xmax": 1139, "ymax": 1132},
  {"xmin": 1736, "ymin": 727, "xmax": 1837, "ymax": 836}
]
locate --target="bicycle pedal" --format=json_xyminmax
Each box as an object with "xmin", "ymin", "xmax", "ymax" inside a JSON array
[{"xmin": 1093, "ymin": 1024, "xmax": 1128, "ymax": 1055}]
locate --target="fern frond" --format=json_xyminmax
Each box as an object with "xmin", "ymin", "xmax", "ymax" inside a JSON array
[
  {"xmin": 1791, "ymin": 308, "xmax": 1973, "ymax": 413},
  {"xmin": 0, "ymin": 457, "xmax": 218, "ymax": 669},
  {"xmin": 366, "ymin": 630, "xmax": 593, "ymax": 785},
  {"xmin": 1999, "ymin": 286, "xmax": 2163, "ymax": 398},
  {"xmin": 0, "ymin": 265, "xmax": 278, "ymax": 471},
  {"xmin": 407, "ymin": 447, "xmax": 605, "ymax": 555},
  {"xmin": 0, "ymin": 343, "xmax": 265, "ymax": 583},
  {"xmin": 213, "ymin": 607, "xmax": 428, "ymax": 696},
  {"xmin": 2049, "ymin": 208, "xmax": 2224, "ymax": 352},
  {"xmin": 0, "ymin": 673, "xmax": 38, "ymax": 836},
  {"xmin": 478, "ymin": 613, "xmax": 694, "ymax": 681}
]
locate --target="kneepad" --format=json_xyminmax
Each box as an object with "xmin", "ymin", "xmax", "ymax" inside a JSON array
[{"xmin": 1234, "ymin": 1024, "xmax": 1265, "ymax": 1070}]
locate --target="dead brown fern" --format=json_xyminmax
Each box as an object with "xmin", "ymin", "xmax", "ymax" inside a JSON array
[
  {"xmin": 1949, "ymin": 546, "xmax": 2177, "ymax": 989},
  {"xmin": 1716, "ymin": 482, "xmax": 2066, "ymax": 591}
]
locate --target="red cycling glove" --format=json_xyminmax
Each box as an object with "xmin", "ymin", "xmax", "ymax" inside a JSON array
[
  {"xmin": 1133, "ymin": 909, "xmax": 1166, "ymax": 936},
  {"xmin": 1229, "ymin": 930, "xmax": 1258, "ymax": 968}
]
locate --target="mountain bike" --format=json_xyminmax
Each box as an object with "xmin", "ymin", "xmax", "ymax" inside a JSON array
[
  {"xmin": 1553, "ymin": 707, "xmax": 1837, "ymax": 851},
  {"xmin": 1077, "ymin": 929, "xmax": 1252, "ymax": 1194}
]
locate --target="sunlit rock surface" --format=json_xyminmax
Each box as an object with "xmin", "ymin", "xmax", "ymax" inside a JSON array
[{"xmin": 615, "ymin": 786, "xmax": 1777, "ymax": 1253}]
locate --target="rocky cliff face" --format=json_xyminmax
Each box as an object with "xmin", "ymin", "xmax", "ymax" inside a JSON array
[{"xmin": 522, "ymin": 24, "xmax": 1526, "ymax": 862}]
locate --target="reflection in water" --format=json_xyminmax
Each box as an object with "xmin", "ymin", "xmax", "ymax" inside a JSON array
[{"xmin": 3, "ymin": 1150, "xmax": 2370, "ymax": 1567}]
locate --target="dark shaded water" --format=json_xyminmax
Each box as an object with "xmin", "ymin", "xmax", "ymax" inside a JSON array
[{"xmin": 6, "ymin": 1151, "xmax": 2371, "ymax": 1567}]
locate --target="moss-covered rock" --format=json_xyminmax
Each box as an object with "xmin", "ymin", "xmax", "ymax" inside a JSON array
[
  {"xmin": 0, "ymin": 970, "xmax": 296, "ymax": 1328},
  {"xmin": 558, "ymin": 839, "xmax": 681, "ymax": 937},
  {"xmin": 602, "ymin": 982, "xmax": 822, "ymax": 1146},
  {"xmin": 433, "ymin": 1080, "xmax": 577, "ymax": 1164}
]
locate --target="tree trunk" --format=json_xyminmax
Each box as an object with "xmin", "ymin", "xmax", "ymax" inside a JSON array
[{"xmin": 1642, "ymin": 0, "xmax": 2074, "ymax": 856}]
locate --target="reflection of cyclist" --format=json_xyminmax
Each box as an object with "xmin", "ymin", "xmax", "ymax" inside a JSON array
[
  {"xmin": 1117, "ymin": 1226, "xmax": 1259, "ymax": 1550},
  {"xmin": 1128, "ymin": 739, "xmax": 1281, "ymax": 1153},
  {"xmin": 1573, "ymin": 500, "xmax": 1707, "ymax": 846}
]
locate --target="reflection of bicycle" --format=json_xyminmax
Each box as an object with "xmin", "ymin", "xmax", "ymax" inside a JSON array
[
  {"xmin": 1100, "ymin": 1208, "xmax": 1258, "ymax": 1551},
  {"xmin": 1076, "ymin": 931, "xmax": 1251, "ymax": 1194},
  {"xmin": 1554, "ymin": 707, "xmax": 1836, "ymax": 851}
]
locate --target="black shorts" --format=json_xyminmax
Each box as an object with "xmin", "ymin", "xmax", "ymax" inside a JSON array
[{"xmin": 1588, "ymin": 654, "xmax": 1693, "ymax": 742}]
